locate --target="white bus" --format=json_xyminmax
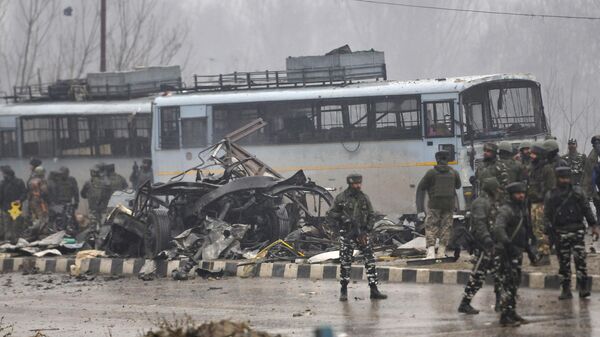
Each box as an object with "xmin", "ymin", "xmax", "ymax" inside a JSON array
[
  {"xmin": 0, "ymin": 98, "xmax": 152, "ymax": 188},
  {"xmin": 151, "ymin": 73, "xmax": 549, "ymax": 215}
]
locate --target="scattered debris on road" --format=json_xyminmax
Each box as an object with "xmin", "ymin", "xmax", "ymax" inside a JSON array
[{"xmin": 144, "ymin": 317, "xmax": 280, "ymax": 337}]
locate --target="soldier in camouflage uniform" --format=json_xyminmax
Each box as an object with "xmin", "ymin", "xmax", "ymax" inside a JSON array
[
  {"xmin": 544, "ymin": 167, "xmax": 599, "ymax": 300},
  {"xmin": 527, "ymin": 142, "xmax": 556, "ymax": 265},
  {"xmin": 498, "ymin": 141, "xmax": 523, "ymax": 186},
  {"xmin": 516, "ymin": 141, "xmax": 532, "ymax": 182},
  {"xmin": 493, "ymin": 182, "xmax": 531, "ymax": 327},
  {"xmin": 80, "ymin": 165, "xmax": 111, "ymax": 232},
  {"xmin": 417, "ymin": 151, "xmax": 462, "ymax": 258},
  {"xmin": 130, "ymin": 159, "xmax": 154, "ymax": 189},
  {"xmin": 103, "ymin": 164, "xmax": 128, "ymax": 193},
  {"xmin": 474, "ymin": 143, "xmax": 510, "ymax": 200},
  {"xmin": 562, "ymin": 139, "xmax": 586, "ymax": 186},
  {"xmin": 327, "ymin": 173, "xmax": 387, "ymax": 301},
  {"xmin": 545, "ymin": 139, "xmax": 568, "ymax": 169},
  {"xmin": 458, "ymin": 177, "xmax": 501, "ymax": 315}
]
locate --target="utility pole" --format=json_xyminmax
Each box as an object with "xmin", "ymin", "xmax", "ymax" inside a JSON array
[{"xmin": 100, "ymin": 0, "xmax": 106, "ymax": 72}]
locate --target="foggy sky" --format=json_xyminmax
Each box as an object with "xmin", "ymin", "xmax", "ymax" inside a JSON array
[{"xmin": 2, "ymin": 0, "xmax": 600, "ymax": 151}]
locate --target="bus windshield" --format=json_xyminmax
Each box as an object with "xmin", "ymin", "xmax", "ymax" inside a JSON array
[{"xmin": 461, "ymin": 80, "xmax": 547, "ymax": 141}]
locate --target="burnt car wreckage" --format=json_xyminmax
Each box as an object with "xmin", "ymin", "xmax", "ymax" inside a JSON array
[
  {"xmin": 102, "ymin": 120, "xmax": 338, "ymax": 260},
  {"xmin": 101, "ymin": 119, "xmax": 453, "ymax": 274}
]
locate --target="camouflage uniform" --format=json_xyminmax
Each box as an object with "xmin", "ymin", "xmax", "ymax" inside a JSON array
[
  {"xmin": 459, "ymin": 178, "xmax": 500, "ymax": 314},
  {"xmin": 493, "ymin": 182, "xmax": 530, "ymax": 325},
  {"xmin": 562, "ymin": 151, "xmax": 587, "ymax": 186},
  {"xmin": 475, "ymin": 143, "xmax": 511, "ymax": 200},
  {"xmin": 81, "ymin": 168, "xmax": 111, "ymax": 230},
  {"xmin": 26, "ymin": 167, "xmax": 50, "ymax": 238},
  {"xmin": 582, "ymin": 138, "xmax": 600, "ymax": 220},
  {"xmin": 528, "ymin": 144, "xmax": 556, "ymax": 257},
  {"xmin": 417, "ymin": 151, "xmax": 461, "ymax": 251},
  {"xmin": 130, "ymin": 159, "xmax": 154, "ymax": 189},
  {"xmin": 327, "ymin": 185, "xmax": 378, "ymax": 286},
  {"xmin": 544, "ymin": 167, "xmax": 596, "ymax": 298}
]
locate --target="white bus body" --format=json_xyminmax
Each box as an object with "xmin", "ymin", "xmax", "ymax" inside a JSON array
[{"xmin": 153, "ymin": 74, "xmax": 549, "ymax": 214}]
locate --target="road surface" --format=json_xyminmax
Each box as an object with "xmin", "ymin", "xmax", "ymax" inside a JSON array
[{"xmin": 0, "ymin": 273, "xmax": 597, "ymax": 337}]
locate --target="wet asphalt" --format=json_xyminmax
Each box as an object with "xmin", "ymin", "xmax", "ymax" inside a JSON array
[{"xmin": 0, "ymin": 272, "xmax": 599, "ymax": 337}]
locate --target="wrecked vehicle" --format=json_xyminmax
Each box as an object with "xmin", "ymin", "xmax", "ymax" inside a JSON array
[{"xmin": 103, "ymin": 119, "xmax": 334, "ymax": 258}]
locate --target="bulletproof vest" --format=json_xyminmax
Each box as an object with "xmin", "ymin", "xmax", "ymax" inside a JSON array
[
  {"xmin": 53, "ymin": 178, "xmax": 75, "ymax": 203},
  {"xmin": 87, "ymin": 178, "xmax": 109, "ymax": 210},
  {"xmin": 554, "ymin": 189, "xmax": 584, "ymax": 226},
  {"xmin": 432, "ymin": 170, "xmax": 456, "ymax": 198}
]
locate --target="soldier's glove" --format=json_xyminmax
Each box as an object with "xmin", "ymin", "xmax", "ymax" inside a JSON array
[{"xmin": 357, "ymin": 233, "xmax": 369, "ymax": 246}]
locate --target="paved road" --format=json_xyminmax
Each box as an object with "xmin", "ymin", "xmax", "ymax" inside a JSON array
[{"xmin": 0, "ymin": 273, "xmax": 598, "ymax": 337}]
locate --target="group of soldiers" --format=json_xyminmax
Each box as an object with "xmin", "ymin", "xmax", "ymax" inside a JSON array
[
  {"xmin": 317, "ymin": 135, "xmax": 600, "ymax": 326},
  {"xmin": 0, "ymin": 158, "xmax": 153, "ymax": 245},
  {"xmin": 416, "ymin": 136, "xmax": 600, "ymax": 327}
]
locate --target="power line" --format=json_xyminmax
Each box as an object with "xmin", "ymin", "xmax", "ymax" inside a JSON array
[{"xmin": 347, "ymin": 0, "xmax": 600, "ymax": 21}]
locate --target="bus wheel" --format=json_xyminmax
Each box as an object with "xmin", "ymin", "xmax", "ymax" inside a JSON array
[{"xmin": 144, "ymin": 210, "xmax": 171, "ymax": 258}]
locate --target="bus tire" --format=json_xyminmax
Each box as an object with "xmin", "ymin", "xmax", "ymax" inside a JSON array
[{"xmin": 144, "ymin": 210, "xmax": 171, "ymax": 258}]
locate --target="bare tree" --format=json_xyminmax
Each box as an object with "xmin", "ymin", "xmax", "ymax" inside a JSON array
[
  {"xmin": 53, "ymin": 0, "xmax": 100, "ymax": 80},
  {"xmin": 12, "ymin": 0, "xmax": 58, "ymax": 88},
  {"xmin": 107, "ymin": 0, "xmax": 189, "ymax": 71}
]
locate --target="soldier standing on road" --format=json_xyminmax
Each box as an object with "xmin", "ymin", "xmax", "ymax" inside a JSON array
[
  {"xmin": 562, "ymin": 139, "xmax": 587, "ymax": 186},
  {"xmin": 527, "ymin": 142, "xmax": 556, "ymax": 266},
  {"xmin": 497, "ymin": 141, "xmax": 522, "ymax": 186},
  {"xmin": 48, "ymin": 167, "xmax": 80, "ymax": 234},
  {"xmin": 81, "ymin": 165, "xmax": 111, "ymax": 233},
  {"xmin": 27, "ymin": 158, "xmax": 42, "ymax": 185},
  {"xmin": 544, "ymin": 167, "xmax": 599, "ymax": 300},
  {"xmin": 327, "ymin": 173, "xmax": 387, "ymax": 301},
  {"xmin": 458, "ymin": 177, "xmax": 501, "ymax": 315},
  {"xmin": 493, "ymin": 182, "xmax": 531, "ymax": 327},
  {"xmin": 474, "ymin": 143, "xmax": 510, "ymax": 199},
  {"xmin": 130, "ymin": 159, "xmax": 154, "ymax": 189},
  {"xmin": 515, "ymin": 141, "xmax": 532, "ymax": 182},
  {"xmin": 417, "ymin": 151, "xmax": 462, "ymax": 259},
  {"xmin": 26, "ymin": 166, "xmax": 50, "ymax": 239},
  {"xmin": 0, "ymin": 166, "xmax": 27, "ymax": 243}
]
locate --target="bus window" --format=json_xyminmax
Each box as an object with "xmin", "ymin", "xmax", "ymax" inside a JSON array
[
  {"xmin": 160, "ymin": 106, "xmax": 180, "ymax": 149},
  {"xmin": 213, "ymin": 105, "xmax": 264, "ymax": 144},
  {"xmin": 373, "ymin": 96, "xmax": 421, "ymax": 139},
  {"xmin": 0, "ymin": 130, "xmax": 17, "ymax": 157},
  {"xmin": 262, "ymin": 101, "xmax": 316, "ymax": 144},
  {"xmin": 57, "ymin": 116, "xmax": 93, "ymax": 156},
  {"xmin": 131, "ymin": 115, "xmax": 151, "ymax": 156},
  {"xmin": 96, "ymin": 115, "xmax": 130, "ymax": 156},
  {"xmin": 182, "ymin": 117, "xmax": 208, "ymax": 148},
  {"xmin": 425, "ymin": 101, "xmax": 454, "ymax": 138},
  {"xmin": 461, "ymin": 82, "xmax": 545, "ymax": 140},
  {"xmin": 22, "ymin": 117, "xmax": 56, "ymax": 157}
]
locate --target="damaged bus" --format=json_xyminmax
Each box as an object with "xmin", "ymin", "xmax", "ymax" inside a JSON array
[{"xmin": 152, "ymin": 73, "xmax": 549, "ymax": 215}]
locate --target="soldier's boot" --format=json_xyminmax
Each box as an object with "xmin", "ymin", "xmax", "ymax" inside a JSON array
[
  {"xmin": 339, "ymin": 282, "xmax": 348, "ymax": 302},
  {"xmin": 435, "ymin": 245, "xmax": 447, "ymax": 258},
  {"xmin": 510, "ymin": 311, "xmax": 528, "ymax": 324},
  {"xmin": 494, "ymin": 292, "xmax": 501, "ymax": 312},
  {"xmin": 500, "ymin": 312, "xmax": 521, "ymax": 327},
  {"xmin": 370, "ymin": 284, "xmax": 388, "ymax": 300},
  {"xmin": 578, "ymin": 277, "xmax": 591, "ymax": 298},
  {"xmin": 457, "ymin": 297, "xmax": 479, "ymax": 315},
  {"xmin": 172, "ymin": 259, "xmax": 197, "ymax": 281},
  {"xmin": 426, "ymin": 246, "xmax": 436, "ymax": 259},
  {"xmin": 533, "ymin": 254, "xmax": 551, "ymax": 266},
  {"xmin": 559, "ymin": 283, "xmax": 573, "ymax": 300}
]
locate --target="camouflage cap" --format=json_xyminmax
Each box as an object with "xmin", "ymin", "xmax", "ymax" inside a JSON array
[
  {"xmin": 530, "ymin": 142, "xmax": 546, "ymax": 155},
  {"xmin": 483, "ymin": 142, "xmax": 498, "ymax": 153},
  {"xmin": 519, "ymin": 141, "xmax": 532, "ymax": 150},
  {"xmin": 568, "ymin": 138, "xmax": 577, "ymax": 145},
  {"xmin": 592, "ymin": 135, "xmax": 600, "ymax": 145},
  {"xmin": 481, "ymin": 177, "xmax": 500, "ymax": 194},
  {"xmin": 498, "ymin": 141, "xmax": 513, "ymax": 153},
  {"xmin": 29, "ymin": 158, "xmax": 42, "ymax": 168},
  {"xmin": 435, "ymin": 150, "xmax": 450, "ymax": 161},
  {"xmin": 543, "ymin": 139, "xmax": 559, "ymax": 152}
]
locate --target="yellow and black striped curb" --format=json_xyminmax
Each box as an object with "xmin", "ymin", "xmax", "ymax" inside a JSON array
[{"xmin": 0, "ymin": 257, "xmax": 597, "ymax": 291}]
